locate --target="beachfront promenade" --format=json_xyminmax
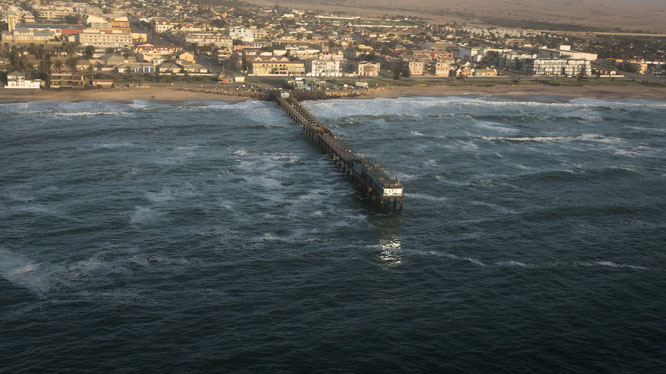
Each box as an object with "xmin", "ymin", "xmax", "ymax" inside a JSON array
[{"xmin": 273, "ymin": 92, "xmax": 404, "ymax": 208}]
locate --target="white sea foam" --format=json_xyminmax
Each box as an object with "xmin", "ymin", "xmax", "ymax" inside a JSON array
[
  {"xmin": 0, "ymin": 248, "xmax": 50, "ymax": 294},
  {"xmin": 51, "ymin": 111, "xmax": 123, "ymax": 117},
  {"xmin": 495, "ymin": 260, "xmax": 530, "ymax": 268},
  {"xmin": 582, "ymin": 261, "xmax": 647, "ymax": 270},
  {"xmin": 130, "ymin": 206, "xmax": 164, "ymax": 224},
  {"xmin": 243, "ymin": 176, "xmax": 283, "ymax": 189},
  {"xmin": 92, "ymin": 142, "xmax": 135, "ymax": 150},
  {"xmin": 473, "ymin": 120, "xmax": 519, "ymax": 134},
  {"xmin": 145, "ymin": 184, "xmax": 199, "ymax": 203},
  {"xmin": 404, "ymin": 193, "xmax": 447, "ymax": 202},
  {"xmin": 482, "ymin": 134, "xmax": 624, "ymax": 144},
  {"xmin": 410, "ymin": 131, "xmax": 424, "ymax": 136},
  {"xmin": 394, "ymin": 172, "xmax": 417, "ymax": 181},
  {"xmin": 409, "ymin": 249, "xmax": 488, "ymax": 267}
]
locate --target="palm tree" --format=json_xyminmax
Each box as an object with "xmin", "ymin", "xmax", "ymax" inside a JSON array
[
  {"xmin": 24, "ymin": 63, "xmax": 35, "ymax": 79},
  {"xmin": 67, "ymin": 57, "xmax": 78, "ymax": 72},
  {"xmin": 53, "ymin": 60, "xmax": 63, "ymax": 72},
  {"xmin": 38, "ymin": 60, "xmax": 51, "ymax": 79}
]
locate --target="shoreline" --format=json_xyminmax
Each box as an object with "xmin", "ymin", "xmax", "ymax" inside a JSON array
[
  {"xmin": 358, "ymin": 84, "xmax": 666, "ymax": 101},
  {"xmin": 1, "ymin": 84, "xmax": 665, "ymax": 104},
  {"xmin": 0, "ymin": 86, "xmax": 247, "ymax": 105}
]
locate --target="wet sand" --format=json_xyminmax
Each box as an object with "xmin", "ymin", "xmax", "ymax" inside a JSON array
[
  {"xmin": 0, "ymin": 87, "xmax": 246, "ymax": 104},
  {"xmin": 362, "ymin": 84, "xmax": 666, "ymax": 100},
  {"xmin": 1, "ymin": 84, "xmax": 665, "ymax": 105}
]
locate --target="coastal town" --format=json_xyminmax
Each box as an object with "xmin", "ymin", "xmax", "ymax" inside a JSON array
[{"xmin": 1, "ymin": 0, "xmax": 665, "ymax": 95}]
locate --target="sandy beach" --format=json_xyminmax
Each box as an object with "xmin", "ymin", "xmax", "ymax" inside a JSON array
[
  {"xmin": 1, "ymin": 84, "xmax": 665, "ymax": 105},
  {"xmin": 0, "ymin": 86, "xmax": 246, "ymax": 104}
]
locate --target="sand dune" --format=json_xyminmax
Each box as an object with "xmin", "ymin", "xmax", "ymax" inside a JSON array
[{"xmin": 248, "ymin": 0, "xmax": 666, "ymax": 33}]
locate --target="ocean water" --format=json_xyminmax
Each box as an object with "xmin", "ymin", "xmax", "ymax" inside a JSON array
[{"xmin": 1, "ymin": 96, "xmax": 665, "ymax": 372}]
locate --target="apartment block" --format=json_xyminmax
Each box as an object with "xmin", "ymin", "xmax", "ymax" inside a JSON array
[
  {"xmin": 77, "ymin": 31, "xmax": 133, "ymax": 48},
  {"xmin": 247, "ymin": 56, "xmax": 305, "ymax": 76}
]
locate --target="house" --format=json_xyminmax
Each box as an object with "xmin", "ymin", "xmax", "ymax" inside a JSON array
[
  {"xmin": 306, "ymin": 59, "xmax": 341, "ymax": 77},
  {"xmin": 433, "ymin": 61, "xmax": 452, "ymax": 77},
  {"xmin": 167, "ymin": 51, "xmax": 195, "ymax": 63},
  {"xmin": 134, "ymin": 44, "xmax": 184, "ymax": 62},
  {"xmin": 357, "ymin": 62, "xmax": 381, "ymax": 77},
  {"xmin": 92, "ymin": 78, "xmax": 114, "ymax": 88},
  {"xmin": 456, "ymin": 65, "xmax": 474, "ymax": 77},
  {"xmin": 473, "ymin": 68, "xmax": 498, "ymax": 77},
  {"xmin": 407, "ymin": 60, "xmax": 425, "ymax": 76},
  {"xmin": 158, "ymin": 63, "xmax": 182, "ymax": 75},
  {"xmin": 115, "ymin": 62, "xmax": 156, "ymax": 74},
  {"xmin": 180, "ymin": 62, "xmax": 210, "ymax": 75},
  {"xmin": 4, "ymin": 71, "xmax": 41, "ymax": 89}
]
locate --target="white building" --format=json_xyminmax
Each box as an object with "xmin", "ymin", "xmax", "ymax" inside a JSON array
[
  {"xmin": 306, "ymin": 59, "xmax": 341, "ymax": 77},
  {"xmin": 152, "ymin": 18, "xmax": 176, "ymax": 33},
  {"xmin": 538, "ymin": 45, "xmax": 597, "ymax": 61},
  {"xmin": 228, "ymin": 27, "xmax": 254, "ymax": 43},
  {"xmin": 182, "ymin": 32, "xmax": 233, "ymax": 49},
  {"xmin": 524, "ymin": 58, "xmax": 592, "ymax": 77},
  {"xmin": 77, "ymin": 31, "xmax": 132, "ymax": 48},
  {"xmin": 4, "ymin": 72, "xmax": 41, "ymax": 89},
  {"xmin": 357, "ymin": 62, "xmax": 381, "ymax": 77},
  {"xmin": 433, "ymin": 61, "xmax": 452, "ymax": 77}
]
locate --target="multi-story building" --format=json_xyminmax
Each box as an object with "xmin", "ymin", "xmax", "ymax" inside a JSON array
[
  {"xmin": 229, "ymin": 26, "xmax": 254, "ymax": 43},
  {"xmin": 6, "ymin": 6, "xmax": 20, "ymax": 32},
  {"xmin": 177, "ymin": 32, "xmax": 233, "ymax": 49},
  {"xmin": 247, "ymin": 56, "xmax": 305, "ymax": 76},
  {"xmin": 357, "ymin": 62, "xmax": 381, "ymax": 77},
  {"xmin": 4, "ymin": 71, "xmax": 41, "ymax": 89},
  {"xmin": 48, "ymin": 71, "xmax": 88, "ymax": 88},
  {"xmin": 77, "ymin": 31, "xmax": 133, "ymax": 48},
  {"xmin": 523, "ymin": 58, "xmax": 592, "ymax": 77},
  {"xmin": 251, "ymin": 28, "xmax": 269, "ymax": 40},
  {"xmin": 407, "ymin": 60, "xmax": 425, "ymax": 76},
  {"xmin": 33, "ymin": 5, "xmax": 73, "ymax": 22},
  {"xmin": 0, "ymin": 28, "xmax": 56, "ymax": 43},
  {"xmin": 433, "ymin": 61, "xmax": 452, "ymax": 77},
  {"xmin": 134, "ymin": 43, "xmax": 184, "ymax": 62},
  {"xmin": 151, "ymin": 18, "xmax": 176, "ymax": 33},
  {"xmin": 538, "ymin": 45, "xmax": 597, "ymax": 62},
  {"xmin": 497, "ymin": 52, "xmax": 537, "ymax": 70},
  {"xmin": 111, "ymin": 17, "xmax": 131, "ymax": 33},
  {"xmin": 306, "ymin": 59, "xmax": 341, "ymax": 77}
]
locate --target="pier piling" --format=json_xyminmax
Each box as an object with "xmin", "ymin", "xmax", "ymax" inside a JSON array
[{"xmin": 273, "ymin": 92, "xmax": 403, "ymax": 207}]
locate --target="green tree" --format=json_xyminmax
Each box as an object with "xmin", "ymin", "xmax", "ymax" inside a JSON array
[
  {"xmin": 84, "ymin": 46, "xmax": 96, "ymax": 59},
  {"xmin": 38, "ymin": 60, "xmax": 51, "ymax": 78},
  {"xmin": 67, "ymin": 57, "xmax": 78, "ymax": 72},
  {"xmin": 24, "ymin": 63, "xmax": 34, "ymax": 78},
  {"xmin": 36, "ymin": 44, "xmax": 46, "ymax": 60}
]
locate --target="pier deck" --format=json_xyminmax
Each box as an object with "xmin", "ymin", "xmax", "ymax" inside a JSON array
[{"xmin": 273, "ymin": 92, "xmax": 403, "ymax": 207}]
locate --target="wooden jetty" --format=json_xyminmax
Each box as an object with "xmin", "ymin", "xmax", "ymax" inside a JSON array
[{"xmin": 273, "ymin": 92, "xmax": 403, "ymax": 208}]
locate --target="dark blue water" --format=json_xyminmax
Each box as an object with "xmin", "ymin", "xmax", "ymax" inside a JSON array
[{"xmin": 1, "ymin": 97, "xmax": 665, "ymax": 372}]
